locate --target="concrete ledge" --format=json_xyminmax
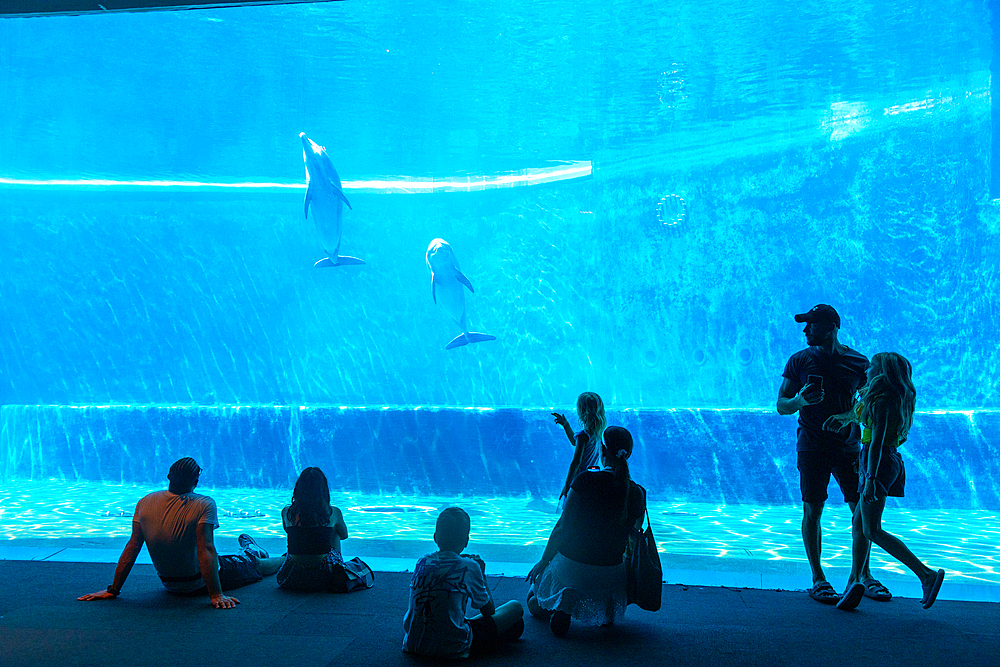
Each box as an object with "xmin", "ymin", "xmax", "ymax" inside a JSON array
[{"xmin": 4, "ymin": 543, "xmax": 998, "ymax": 604}]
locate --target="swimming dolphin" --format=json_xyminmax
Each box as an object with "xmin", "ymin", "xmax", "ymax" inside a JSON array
[
  {"xmin": 425, "ymin": 238, "xmax": 496, "ymax": 350},
  {"xmin": 300, "ymin": 132, "xmax": 364, "ymax": 268}
]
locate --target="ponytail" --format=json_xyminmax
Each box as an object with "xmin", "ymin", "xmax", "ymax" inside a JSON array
[{"xmin": 604, "ymin": 426, "xmax": 634, "ymax": 526}]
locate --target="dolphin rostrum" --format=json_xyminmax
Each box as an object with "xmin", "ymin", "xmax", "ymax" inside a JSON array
[
  {"xmin": 426, "ymin": 238, "xmax": 496, "ymax": 350},
  {"xmin": 300, "ymin": 132, "xmax": 364, "ymax": 268}
]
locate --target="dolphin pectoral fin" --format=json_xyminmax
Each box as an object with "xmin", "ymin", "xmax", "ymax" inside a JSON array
[
  {"xmin": 314, "ymin": 256, "xmax": 365, "ymax": 268},
  {"xmin": 304, "ymin": 188, "xmax": 312, "ymax": 218},
  {"xmin": 333, "ymin": 185, "xmax": 353, "ymax": 210},
  {"xmin": 431, "ymin": 275, "xmax": 438, "ymax": 304},
  {"xmin": 445, "ymin": 332, "xmax": 496, "ymax": 350},
  {"xmin": 455, "ymin": 271, "xmax": 475, "ymax": 293}
]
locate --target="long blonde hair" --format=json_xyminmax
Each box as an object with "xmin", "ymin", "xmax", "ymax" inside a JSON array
[
  {"xmin": 576, "ymin": 392, "xmax": 607, "ymax": 444},
  {"xmin": 859, "ymin": 352, "xmax": 916, "ymax": 445}
]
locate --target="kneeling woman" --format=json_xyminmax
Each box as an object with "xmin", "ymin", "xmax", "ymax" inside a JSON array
[
  {"xmin": 277, "ymin": 467, "xmax": 351, "ymax": 591},
  {"xmin": 527, "ymin": 426, "xmax": 646, "ymax": 636}
]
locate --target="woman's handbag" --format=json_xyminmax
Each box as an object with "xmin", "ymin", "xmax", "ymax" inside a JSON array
[
  {"xmin": 626, "ymin": 507, "xmax": 662, "ymax": 611},
  {"xmin": 331, "ymin": 557, "xmax": 376, "ymax": 593}
]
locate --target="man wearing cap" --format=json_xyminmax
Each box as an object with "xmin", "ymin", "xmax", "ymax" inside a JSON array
[
  {"xmin": 777, "ymin": 305, "xmax": 887, "ymax": 604},
  {"xmin": 78, "ymin": 457, "xmax": 282, "ymax": 609}
]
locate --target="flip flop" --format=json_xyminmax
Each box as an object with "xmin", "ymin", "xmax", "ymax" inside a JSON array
[
  {"xmin": 863, "ymin": 579, "xmax": 892, "ymax": 601},
  {"xmin": 808, "ymin": 581, "xmax": 839, "ymax": 605},
  {"xmin": 922, "ymin": 569, "xmax": 945, "ymax": 609},
  {"xmin": 836, "ymin": 582, "xmax": 865, "ymax": 611}
]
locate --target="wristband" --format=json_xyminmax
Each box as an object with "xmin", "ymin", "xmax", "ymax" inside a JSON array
[{"xmin": 106, "ymin": 584, "xmax": 120, "ymax": 597}]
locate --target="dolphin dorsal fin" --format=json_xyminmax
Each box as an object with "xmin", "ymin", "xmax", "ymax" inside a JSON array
[{"xmin": 455, "ymin": 271, "xmax": 474, "ymax": 293}]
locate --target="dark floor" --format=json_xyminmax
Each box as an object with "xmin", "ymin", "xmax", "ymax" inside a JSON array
[{"xmin": 1, "ymin": 560, "xmax": 997, "ymax": 667}]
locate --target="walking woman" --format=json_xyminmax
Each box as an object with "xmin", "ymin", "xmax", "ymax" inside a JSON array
[{"xmin": 827, "ymin": 352, "xmax": 945, "ymax": 610}]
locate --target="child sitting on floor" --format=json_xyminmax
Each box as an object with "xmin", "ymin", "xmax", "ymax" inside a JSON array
[{"xmin": 402, "ymin": 507, "xmax": 524, "ymax": 658}]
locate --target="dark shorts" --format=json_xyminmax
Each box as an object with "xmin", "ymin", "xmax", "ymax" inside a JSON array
[
  {"xmin": 168, "ymin": 552, "xmax": 262, "ymax": 596},
  {"xmin": 468, "ymin": 613, "xmax": 499, "ymax": 656},
  {"xmin": 218, "ymin": 552, "xmax": 263, "ymax": 590},
  {"xmin": 797, "ymin": 449, "xmax": 861, "ymax": 504},
  {"xmin": 468, "ymin": 609, "xmax": 523, "ymax": 655},
  {"xmin": 860, "ymin": 446, "xmax": 906, "ymax": 499}
]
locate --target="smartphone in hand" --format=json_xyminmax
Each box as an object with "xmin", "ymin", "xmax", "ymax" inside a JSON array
[{"xmin": 807, "ymin": 374, "xmax": 823, "ymax": 391}]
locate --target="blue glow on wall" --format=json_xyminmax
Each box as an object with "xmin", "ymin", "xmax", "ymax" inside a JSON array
[{"xmin": 0, "ymin": 0, "xmax": 997, "ymax": 508}]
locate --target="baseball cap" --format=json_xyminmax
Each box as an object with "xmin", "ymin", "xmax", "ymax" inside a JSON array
[
  {"xmin": 794, "ymin": 304, "xmax": 841, "ymax": 327},
  {"xmin": 167, "ymin": 457, "xmax": 202, "ymax": 485}
]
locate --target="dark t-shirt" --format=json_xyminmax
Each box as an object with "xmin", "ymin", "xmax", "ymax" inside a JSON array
[
  {"xmin": 782, "ymin": 346, "xmax": 870, "ymax": 453},
  {"xmin": 558, "ymin": 470, "xmax": 646, "ymax": 567}
]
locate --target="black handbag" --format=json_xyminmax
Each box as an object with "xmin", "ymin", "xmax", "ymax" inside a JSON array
[
  {"xmin": 626, "ymin": 507, "xmax": 662, "ymax": 611},
  {"xmin": 330, "ymin": 557, "xmax": 376, "ymax": 593}
]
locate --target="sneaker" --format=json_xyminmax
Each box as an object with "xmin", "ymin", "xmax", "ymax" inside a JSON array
[
  {"xmin": 549, "ymin": 611, "xmax": 571, "ymax": 637},
  {"xmin": 238, "ymin": 534, "xmax": 268, "ymax": 559}
]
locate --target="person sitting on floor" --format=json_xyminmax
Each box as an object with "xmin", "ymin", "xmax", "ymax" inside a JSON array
[
  {"xmin": 78, "ymin": 457, "xmax": 282, "ymax": 609},
  {"xmin": 527, "ymin": 425, "xmax": 646, "ymax": 636},
  {"xmin": 402, "ymin": 507, "xmax": 524, "ymax": 658},
  {"xmin": 275, "ymin": 466, "xmax": 352, "ymax": 591}
]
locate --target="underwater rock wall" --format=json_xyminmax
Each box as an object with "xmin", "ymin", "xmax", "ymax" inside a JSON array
[
  {"xmin": 2, "ymin": 405, "xmax": 997, "ymax": 510},
  {"xmin": 0, "ymin": 105, "xmax": 996, "ymax": 410},
  {"xmin": 0, "ymin": 1, "xmax": 993, "ymax": 412}
]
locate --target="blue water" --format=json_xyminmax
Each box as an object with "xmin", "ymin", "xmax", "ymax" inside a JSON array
[
  {"xmin": 1, "ymin": 0, "xmax": 995, "ymax": 409},
  {"xmin": 1, "ymin": 0, "xmax": 998, "ymax": 583}
]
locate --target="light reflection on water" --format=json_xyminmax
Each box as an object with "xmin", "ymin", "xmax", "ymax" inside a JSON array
[{"xmin": 1, "ymin": 479, "xmax": 996, "ymax": 585}]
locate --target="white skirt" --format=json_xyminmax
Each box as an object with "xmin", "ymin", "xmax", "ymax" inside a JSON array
[{"xmin": 533, "ymin": 553, "xmax": 627, "ymax": 626}]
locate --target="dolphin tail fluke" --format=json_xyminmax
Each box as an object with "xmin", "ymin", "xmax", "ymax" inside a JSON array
[
  {"xmin": 467, "ymin": 332, "xmax": 496, "ymax": 344},
  {"xmin": 314, "ymin": 256, "xmax": 366, "ymax": 268},
  {"xmin": 445, "ymin": 334, "xmax": 468, "ymax": 350},
  {"xmin": 445, "ymin": 332, "xmax": 496, "ymax": 350}
]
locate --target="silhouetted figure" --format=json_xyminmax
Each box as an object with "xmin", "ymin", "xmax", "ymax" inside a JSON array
[
  {"xmin": 275, "ymin": 467, "xmax": 352, "ymax": 591},
  {"xmin": 527, "ymin": 426, "xmax": 646, "ymax": 636},
  {"xmin": 552, "ymin": 391, "xmax": 608, "ymax": 511},
  {"xmin": 825, "ymin": 352, "xmax": 945, "ymax": 610},
  {"xmin": 776, "ymin": 305, "xmax": 886, "ymax": 604},
  {"xmin": 402, "ymin": 507, "xmax": 524, "ymax": 658},
  {"xmin": 78, "ymin": 457, "xmax": 282, "ymax": 609}
]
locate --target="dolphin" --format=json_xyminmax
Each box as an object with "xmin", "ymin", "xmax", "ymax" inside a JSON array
[
  {"xmin": 299, "ymin": 132, "xmax": 364, "ymax": 268},
  {"xmin": 426, "ymin": 238, "xmax": 496, "ymax": 350}
]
